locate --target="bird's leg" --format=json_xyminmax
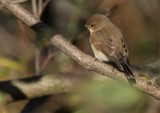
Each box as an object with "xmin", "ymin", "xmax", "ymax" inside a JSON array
[
  {"xmin": 111, "ymin": 65, "xmax": 115, "ymax": 72},
  {"xmin": 110, "ymin": 62, "xmax": 117, "ymax": 72},
  {"xmin": 104, "ymin": 61, "xmax": 115, "ymax": 72},
  {"xmin": 94, "ymin": 58, "xmax": 115, "ymax": 72},
  {"xmin": 94, "ymin": 57, "xmax": 99, "ymax": 62}
]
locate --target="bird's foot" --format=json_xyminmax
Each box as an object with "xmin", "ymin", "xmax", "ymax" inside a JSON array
[
  {"xmin": 112, "ymin": 66, "xmax": 115, "ymax": 72},
  {"xmin": 94, "ymin": 58, "xmax": 99, "ymax": 62}
]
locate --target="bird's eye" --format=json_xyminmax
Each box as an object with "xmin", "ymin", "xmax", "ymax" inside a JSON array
[{"xmin": 91, "ymin": 25, "xmax": 94, "ymax": 27}]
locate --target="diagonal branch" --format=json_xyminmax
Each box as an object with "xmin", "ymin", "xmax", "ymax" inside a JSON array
[{"xmin": 0, "ymin": 0, "xmax": 160, "ymax": 100}]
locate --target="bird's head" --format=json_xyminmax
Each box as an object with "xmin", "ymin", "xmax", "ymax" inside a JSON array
[{"xmin": 85, "ymin": 14, "xmax": 109, "ymax": 33}]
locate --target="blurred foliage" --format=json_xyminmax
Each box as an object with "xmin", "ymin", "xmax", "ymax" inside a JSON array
[
  {"xmin": 67, "ymin": 0, "xmax": 85, "ymax": 39},
  {"xmin": 0, "ymin": 57, "xmax": 26, "ymax": 78},
  {"xmin": 69, "ymin": 79, "xmax": 146, "ymax": 113},
  {"xmin": 0, "ymin": 57, "xmax": 26, "ymax": 71},
  {"xmin": 0, "ymin": 93, "xmax": 5, "ymax": 104}
]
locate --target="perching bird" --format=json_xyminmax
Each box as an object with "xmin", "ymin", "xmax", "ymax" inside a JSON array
[{"xmin": 85, "ymin": 14, "xmax": 136, "ymax": 83}]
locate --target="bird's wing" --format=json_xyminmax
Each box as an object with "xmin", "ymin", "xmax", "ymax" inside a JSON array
[
  {"xmin": 120, "ymin": 37, "xmax": 129, "ymax": 57},
  {"xmin": 91, "ymin": 31, "xmax": 117, "ymax": 62},
  {"xmin": 91, "ymin": 29, "xmax": 128, "ymax": 64}
]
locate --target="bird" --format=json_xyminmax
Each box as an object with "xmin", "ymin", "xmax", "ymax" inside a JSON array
[{"xmin": 85, "ymin": 14, "xmax": 136, "ymax": 84}]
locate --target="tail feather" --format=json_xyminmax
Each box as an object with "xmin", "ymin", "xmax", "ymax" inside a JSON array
[{"xmin": 121, "ymin": 64, "xmax": 136, "ymax": 84}]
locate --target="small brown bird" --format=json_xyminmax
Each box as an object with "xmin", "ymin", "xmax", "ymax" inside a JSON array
[{"xmin": 85, "ymin": 14, "xmax": 136, "ymax": 83}]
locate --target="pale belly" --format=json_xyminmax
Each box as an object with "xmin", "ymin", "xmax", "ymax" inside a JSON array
[{"xmin": 91, "ymin": 43, "xmax": 109, "ymax": 62}]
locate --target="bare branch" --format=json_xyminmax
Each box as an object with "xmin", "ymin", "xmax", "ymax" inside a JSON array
[
  {"xmin": 0, "ymin": 74, "xmax": 75, "ymax": 103},
  {"xmin": 0, "ymin": 0, "xmax": 160, "ymax": 100}
]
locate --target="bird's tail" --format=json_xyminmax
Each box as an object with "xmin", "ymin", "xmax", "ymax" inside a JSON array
[{"xmin": 121, "ymin": 64, "xmax": 136, "ymax": 84}]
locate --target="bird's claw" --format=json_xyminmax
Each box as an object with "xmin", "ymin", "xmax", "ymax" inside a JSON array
[
  {"xmin": 94, "ymin": 58, "xmax": 98, "ymax": 62},
  {"xmin": 112, "ymin": 66, "xmax": 115, "ymax": 72}
]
